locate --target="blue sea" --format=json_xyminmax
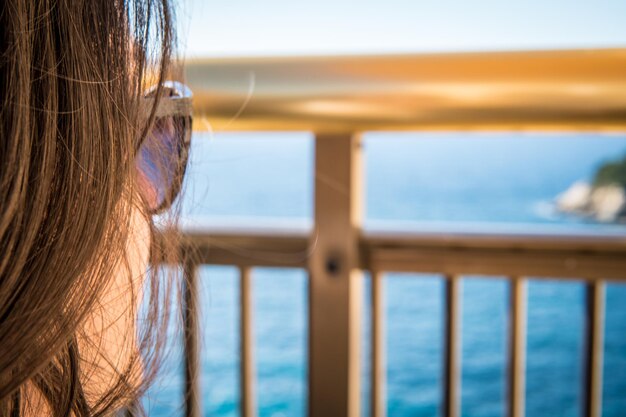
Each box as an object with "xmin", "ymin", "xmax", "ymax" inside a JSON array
[{"xmin": 144, "ymin": 132, "xmax": 626, "ymax": 417}]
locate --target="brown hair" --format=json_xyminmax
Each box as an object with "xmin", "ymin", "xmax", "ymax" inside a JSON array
[{"xmin": 0, "ymin": 0, "xmax": 180, "ymax": 415}]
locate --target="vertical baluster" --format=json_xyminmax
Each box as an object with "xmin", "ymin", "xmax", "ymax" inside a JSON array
[
  {"xmin": 583, "ymin": 280, "xmax": 605, "ymax": 417},
  {"xmin": 443, "ymin": 275, "xmax": 462, "ymax": 417},
  {"xmin": 508, "ymin": 277, "xmax": 527, "ymax": 417},
  {"xmin": 371, "ymin": 271, "xmax": 386, "ymax": 417},
  {"xmin": 239, "ymin": 266, "xmax": 257, "ymax": 417},
  {"xmin": 183, "ymin": 260, "xmax": 201, "ymax": 417}
]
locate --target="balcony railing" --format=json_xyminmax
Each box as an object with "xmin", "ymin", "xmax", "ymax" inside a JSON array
[{"xmin": 174, "ymin": 48, "xmax": 626, "ymax": 417}]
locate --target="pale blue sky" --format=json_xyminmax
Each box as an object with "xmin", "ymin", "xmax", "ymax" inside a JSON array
[{"xmin": 178, "ymin": 0, "xmax": 626, "ymax": 57}]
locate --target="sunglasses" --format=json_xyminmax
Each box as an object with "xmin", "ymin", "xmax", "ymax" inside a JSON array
[{"xmin": 136, "ymin": 81, "xmax": 193, "ymax": 214}]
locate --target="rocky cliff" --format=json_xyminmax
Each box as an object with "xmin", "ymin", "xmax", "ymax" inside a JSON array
[{"xmin": 556, "ymin": 182, "xmax": 626, "ymax": 222}]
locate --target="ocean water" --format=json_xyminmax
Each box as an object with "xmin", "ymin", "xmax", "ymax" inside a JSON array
[{"xmin": 144, "ymin": 132, "xmax": 626, "ymax": 417}]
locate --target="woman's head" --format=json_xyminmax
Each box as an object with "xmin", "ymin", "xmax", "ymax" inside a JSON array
[{"xmin": 0, "ymin": 0, "xmax": 181, "ymax": 415}]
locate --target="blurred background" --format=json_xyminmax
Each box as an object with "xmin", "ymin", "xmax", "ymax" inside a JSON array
[{"xmin": 144, "ymin": 1, "xmax": 626, "ymax": 416}]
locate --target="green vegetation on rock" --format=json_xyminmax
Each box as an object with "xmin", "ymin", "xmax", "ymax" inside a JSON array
[{"xmin": 593, "ymin": 154, "xmax": 626, "ymax": 188}]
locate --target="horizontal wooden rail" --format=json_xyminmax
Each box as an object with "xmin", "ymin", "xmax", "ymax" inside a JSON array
[
  {"xmin": 175, "ymin": 222, "xmax": 311, "ymax": 268},
  {"xmin": 184, "ymin": 48, "xmax": 626, "ymax": 132},
  {"xmin": 168, "ymin": 224, "xmax": 626, "ymax": 278},
  {"xmin": 367, "ymin": 247, "xmax": 626, "ymax": 280}
]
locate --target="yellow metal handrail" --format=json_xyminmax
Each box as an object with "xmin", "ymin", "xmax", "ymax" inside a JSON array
[{"xmin": 186, "ymin": 48, "xmax": 626, "ymax": 133}]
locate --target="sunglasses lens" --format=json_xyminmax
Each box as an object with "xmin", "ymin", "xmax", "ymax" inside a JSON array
[{"xmin": 136, "ymin": 115, "xmax": 189, "ymax": 212}]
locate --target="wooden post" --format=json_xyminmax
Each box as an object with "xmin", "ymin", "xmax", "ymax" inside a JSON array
[{"xmin": 308, "ymin": 133, "xmax": 363, "ymax": 417}]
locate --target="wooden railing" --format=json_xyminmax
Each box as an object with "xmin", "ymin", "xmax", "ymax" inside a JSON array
[
  {"xmin": 174, "ymin": 48, "xmax": 626, "ymax": 417},
  {"xmin": 178, "ymin": 225, "xmax": 626, "ymax": 417}
]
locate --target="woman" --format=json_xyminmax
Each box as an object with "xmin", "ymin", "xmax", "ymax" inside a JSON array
[{"xmin": 0, "ymin": 0, "xmax": 191, "ymax": 415}]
